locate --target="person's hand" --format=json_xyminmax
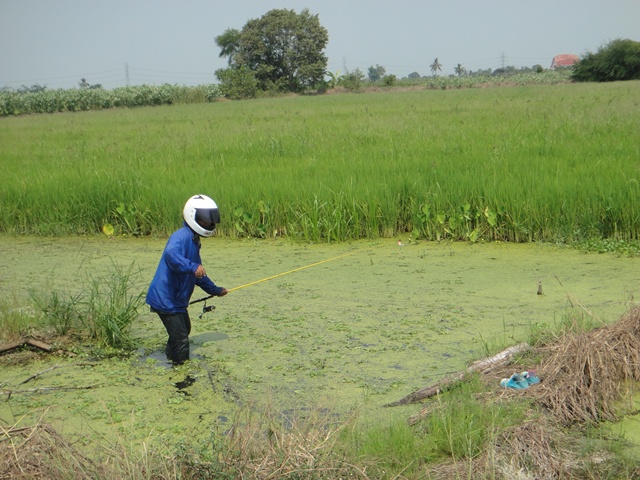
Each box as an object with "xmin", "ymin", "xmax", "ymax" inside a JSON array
[
  {"xmin": 195, "ymin": 265, "xmax": 206, "ymax": 279},
  {"xmin": 217, "ymin": 288, "xmax": 228, "ymax": 297}
]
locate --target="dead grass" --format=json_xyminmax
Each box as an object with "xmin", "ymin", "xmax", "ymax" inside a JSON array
[
  {"xmin": 532, "ymin": 306, "xmax": 640, "ymax": 425},
  {"xmin": 0, "ymin": 405, "xmax": 369, "ymax": 480},
  {"xmin": 493, "ymin": 418, "xmax": 570, "ymax": 479},
  {"xmin": 214, "ymin": 405, "xmax": 368, "ymax": 479},
  {"xmin": 485, "ymin": 306, "xmax": 640, "ymax": 427},
  {"xmin": 0, "ymin": 416, "xmax": 104, "ymax": 480}
]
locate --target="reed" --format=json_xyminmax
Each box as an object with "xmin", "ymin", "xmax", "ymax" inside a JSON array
[
  {"xmin": 26, "ymin": 262, "xmax": 143, "ymax": 349},
  {"xmin": 1, "ymin": 81, "xmax": 638, "ymax": 242}
]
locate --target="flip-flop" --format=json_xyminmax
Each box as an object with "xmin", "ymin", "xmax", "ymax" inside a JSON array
[
  {"xmin": 500, "ymin": 373, "xmax": 530, "ymax": 389},
  {"xmin": 522, "ymin": 370, "xmax": 540, "ymax": 385}
]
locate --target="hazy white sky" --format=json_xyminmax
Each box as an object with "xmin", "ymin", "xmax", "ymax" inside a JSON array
[{"xmin": 1, "ymin": 0, "xmax": 638, "ymax": 90}]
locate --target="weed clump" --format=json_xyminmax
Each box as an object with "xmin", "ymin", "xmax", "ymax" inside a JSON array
[
  {"xmin": 532, "ymin": 306, "xmax": 640, "ymax": 425},
  {"xmin": 27, "ymin": 261, "xmax": 143, "ymax": 351}
]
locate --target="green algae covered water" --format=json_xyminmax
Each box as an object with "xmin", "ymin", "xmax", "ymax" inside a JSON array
[{"xmin": 1, "ymin": 236, "xmax": 639, "ymax": 449}]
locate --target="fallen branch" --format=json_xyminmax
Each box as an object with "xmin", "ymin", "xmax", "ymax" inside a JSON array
[
  {"xmin": 20, "ymin": 362, "xmax": 97, "ymax": 385},
  {"xmin": 385, "ymin": 342, "xmax": 530, "ymax": 408},
  {"xmin": 20, "ymin": 365, "xmax": 66, "ymax": 384},
  {"xmin": 0, "ymin": 337, "xmax": 52, "ymax": 354},
  {"xmin": 1, "ymin": 385, "xmax": 100, "ymax": 398}
]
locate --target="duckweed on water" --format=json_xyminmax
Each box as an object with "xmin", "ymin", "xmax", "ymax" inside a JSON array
[{"xmin": 1, "ymin": 236, "xmax": 640, "ymax": 453}]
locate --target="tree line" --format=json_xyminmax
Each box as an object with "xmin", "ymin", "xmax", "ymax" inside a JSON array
[
  {"xmin": 4, "ymin": 10, "xmax": 637, "ymax": 101},
  {"xmin": 215, "ymin": 9, "xmax": 639, "ymax": 99}
]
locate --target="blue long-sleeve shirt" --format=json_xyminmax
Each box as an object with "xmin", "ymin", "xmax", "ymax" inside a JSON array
[{"xmin": 146, "ymin": 223, "xmax": 223, "ymax": 313}]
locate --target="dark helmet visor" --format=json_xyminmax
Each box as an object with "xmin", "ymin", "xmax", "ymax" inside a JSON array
[{"xmin": 195, "ymin": 208, "xmax": 220, "ymax": 231}]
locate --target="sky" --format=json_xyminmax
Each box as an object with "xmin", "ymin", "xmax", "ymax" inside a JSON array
[{"xmin": 1, "ymin": 0, "xmax": 639, "ymax": 90}]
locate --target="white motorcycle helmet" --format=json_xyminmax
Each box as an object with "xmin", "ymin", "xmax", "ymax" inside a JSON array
[{"xmin": 183, "ymin": 194, "xmax": 220, "ymax": 237}]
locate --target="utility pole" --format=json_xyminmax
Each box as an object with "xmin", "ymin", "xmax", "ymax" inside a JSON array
[
  {"xmin": 501, "ymin": 52, "xmax": 506, "ymax": 69},
  {"xmin": 125, "ymin": 63, "xmax": 130, "ymax": 86}
]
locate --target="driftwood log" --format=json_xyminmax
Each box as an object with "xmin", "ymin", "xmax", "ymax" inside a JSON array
[
  {"xmin": 385, "ymin": 342, "xmax": 530, "ymax": 408},
  {"xmin": 0, "ymin": 337, "xmax": 52, "ymax": 354}
]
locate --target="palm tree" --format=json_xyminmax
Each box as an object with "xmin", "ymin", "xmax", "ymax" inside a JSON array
[
  {"xmin": 454, "ymin": 63, "xmax": 466, "ymax": 77},
  {"xmin": 430, "ymin": 57, "xmax": 442, "ymax": 76}
]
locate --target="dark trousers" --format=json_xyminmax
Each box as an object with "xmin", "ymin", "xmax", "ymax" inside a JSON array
[{"xmin": 156, "ymin": 311, "xmax": 192, "ymax": 365}]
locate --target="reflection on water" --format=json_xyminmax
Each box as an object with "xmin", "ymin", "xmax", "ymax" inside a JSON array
[
  {"xmin": 137, "ymin": 348, "xmax": 172, "ymax": 369},
  {"xmin": 175, "ymin": 374, "xmax": 196, "ymax": 394},
  {"xmin": 190, "ymin": 332, "xmax": 229, "ymax": 344}
]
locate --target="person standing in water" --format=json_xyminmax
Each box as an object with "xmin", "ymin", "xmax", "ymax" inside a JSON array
[{"xmin": 146, "ymin": 194, "xmax": 228, "ymax": 365}]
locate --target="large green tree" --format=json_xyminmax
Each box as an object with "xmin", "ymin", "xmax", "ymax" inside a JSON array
[
  {"xmin": 571, "ymin": 38, "xmax": 640, "ymax": 82},
  {"xmin": 216, "ymin": 9, "xmax": 328, "ymax": 94}
]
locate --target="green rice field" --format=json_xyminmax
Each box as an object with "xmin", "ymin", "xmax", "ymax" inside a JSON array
[{"xmin": 1, "ymin": 81, "xmax": 639, "ymax": 243}]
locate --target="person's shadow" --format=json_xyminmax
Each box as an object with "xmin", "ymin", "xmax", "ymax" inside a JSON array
[{"xmin": 190, "ymin": 331, "xmax": 229, "ymax": 345}]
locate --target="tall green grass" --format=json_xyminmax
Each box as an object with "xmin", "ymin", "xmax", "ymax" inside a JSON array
[
  {"xmin": 26, "ymin": 262, "xmax": 143, "ymax": 349},
  {"xmin": 1, "ymin": 81, "xmax": 639, "ymax": 242}
]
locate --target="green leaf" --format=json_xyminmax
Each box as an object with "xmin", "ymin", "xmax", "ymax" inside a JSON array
[
  {"xmin": 102, "ymin": 223, "xmax": 114, "ymax": 236},
  {"xmin": 484, "ymin": 207, "xmax": 497, "ymax": 227},
  {"xmin": 258, "ymin": 200, "xmax": 270, "ymax": 214}
]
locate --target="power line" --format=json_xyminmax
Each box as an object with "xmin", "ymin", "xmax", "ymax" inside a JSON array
[
  {"xmin": 1, "ymin": 68, "xmax": 123, "ymax": 84},
  {"xmin": 1, "ymin": 51, "xmax": 554, "ymax": 90}
]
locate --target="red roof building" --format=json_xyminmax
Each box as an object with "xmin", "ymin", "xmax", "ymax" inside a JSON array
[{"xmin": 550, "ymin": 54, "xmax": 579, "ymax": 69}]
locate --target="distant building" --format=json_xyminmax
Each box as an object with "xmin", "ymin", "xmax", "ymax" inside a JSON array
[{"xmin": 550, "ymin": 54, "xmax": 579, "ymax": 69}]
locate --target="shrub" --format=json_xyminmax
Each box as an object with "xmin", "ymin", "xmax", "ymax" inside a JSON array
[
  {"xmin": 382, "ymin": 74, "xmax": 397, "ymax": 87},
  {"xmin": 338, "ymin": 68, "xmax": 365, "ymax": 92},
  {"xmin": 215, "ymin": 66, "xmax": 259, "ymax": 100},
  {"xmin": 571, "ymin": 38, "xmax": 640, "ymax": 82}
]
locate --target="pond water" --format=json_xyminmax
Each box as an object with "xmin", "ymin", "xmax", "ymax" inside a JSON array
[{"xmin": 1, "ymin": 236, "xmax": 639, "ymax": 449}]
